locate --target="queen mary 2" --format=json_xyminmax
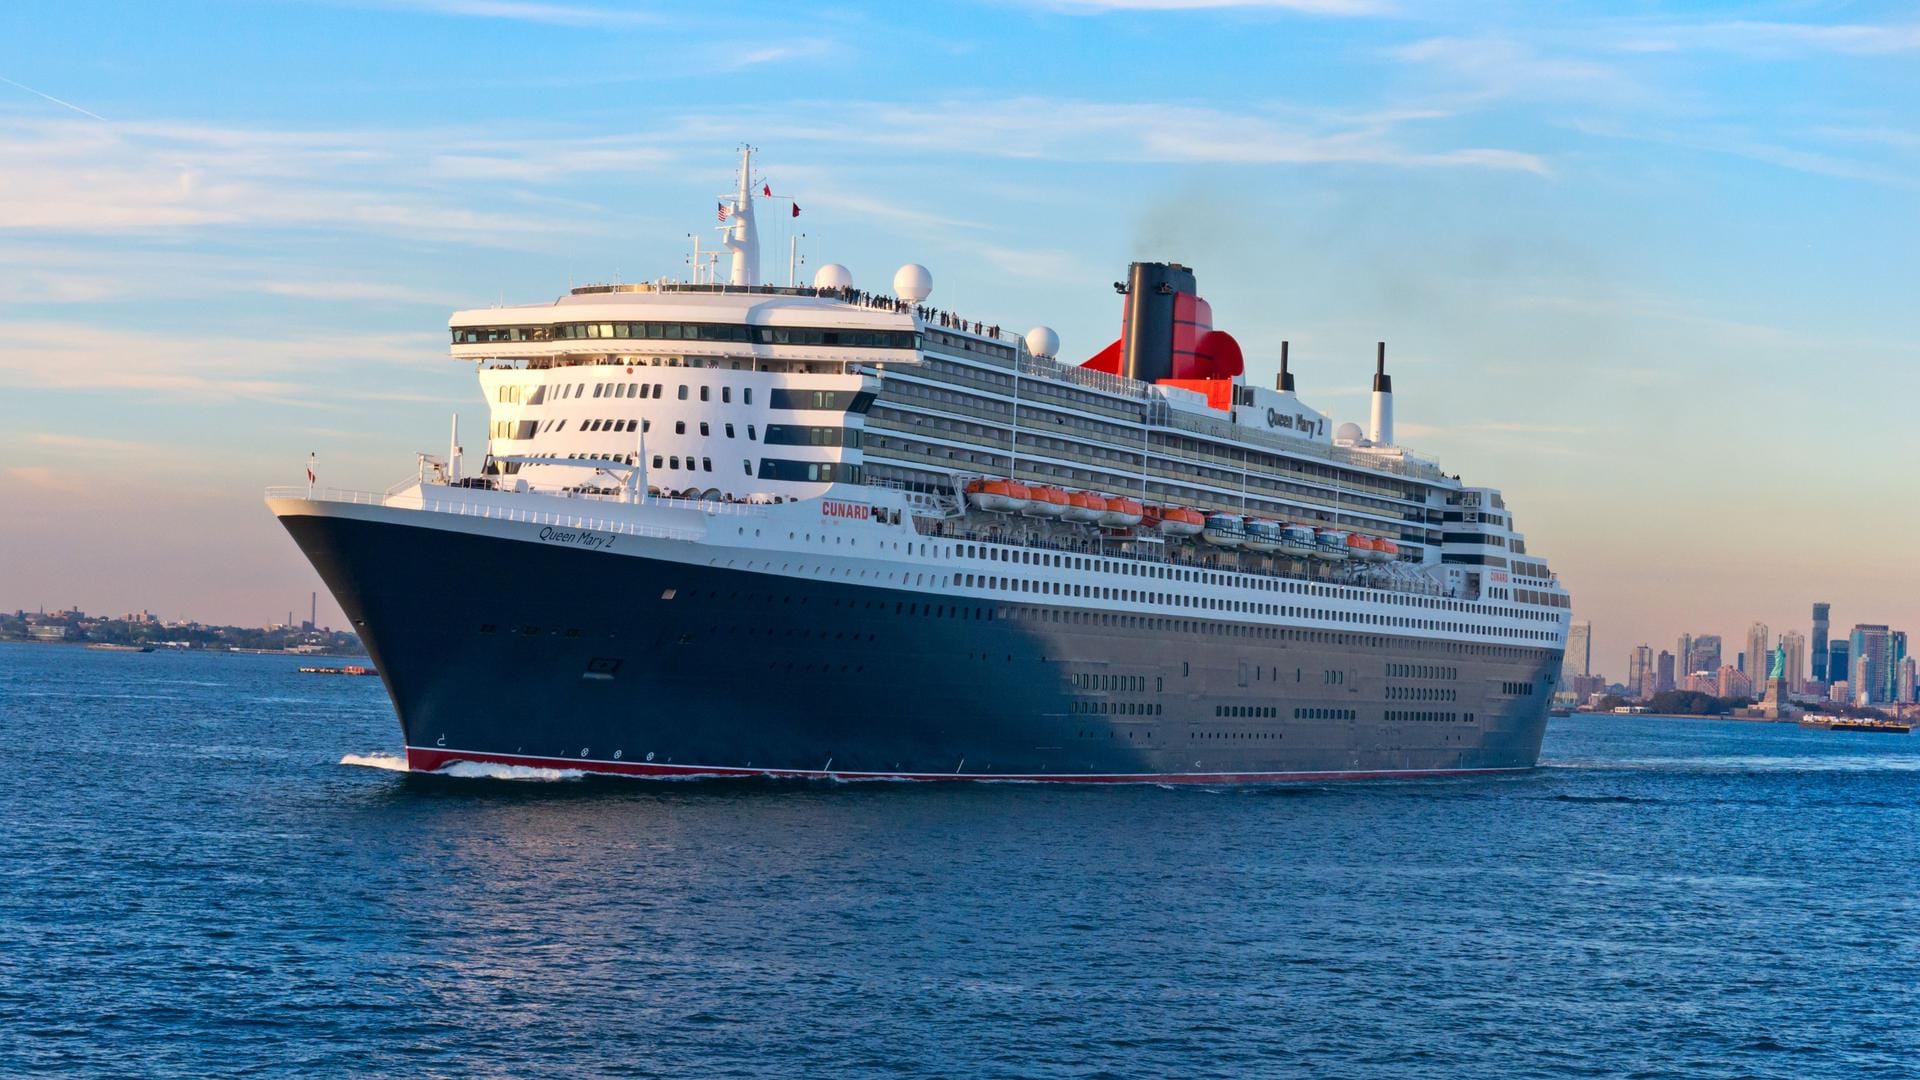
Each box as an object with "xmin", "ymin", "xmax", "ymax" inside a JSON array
[{"xmin": 268, "ymin": 148, "xmax": 1571, "ymax": 782}]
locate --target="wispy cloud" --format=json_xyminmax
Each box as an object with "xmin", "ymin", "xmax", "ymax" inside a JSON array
[
  {"xmin": 1391, "ymin": 36, "xmax": 1638, "ymax": 107},
  {"xmin": 0, "ymin": 322, "xmax": 444, "ymax": 403},
  {"xmin": 260, "ymin": 280, "xmax": 470, "ymax": 306},
  {"xmin": 1618, "ymin": 21, "xmax": 1920, "ymax": 57},
  {"xmin": 329, "ymin": 0, "xmax": 659, "ymax": 28},
  {"xmin": 675, "ymin": 98, "xmax": 1550, "ymax": 175},
  {"xmin": 1023, "ymin": 0, "xmax": 1389, "ymax": 13}
]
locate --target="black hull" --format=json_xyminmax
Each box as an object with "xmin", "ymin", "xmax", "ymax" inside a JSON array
[{"xmin": 281, "ymin": 509, "xmax": 1556, "ymax": 781}]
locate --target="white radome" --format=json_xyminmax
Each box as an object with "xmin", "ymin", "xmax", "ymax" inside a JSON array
[
  {"xmin": 893, "ymin": 263, "xmax": 933, "ymax": 303},
  {"xmin": 1025, "ymin": 325, "xmax": 1060, "ymax": 359},
  {"xmin": 1334, "ymin": 422, "xmax": 1365, "ymax": 445},
  {"xmin": 812, "ymin": 263, "xmax": 853, "ymax": 290}
]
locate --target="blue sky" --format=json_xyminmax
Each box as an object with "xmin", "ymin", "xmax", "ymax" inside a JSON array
[{"xmin": 1, "ymin": 0, "xmax": 1915, "ymax": 671}]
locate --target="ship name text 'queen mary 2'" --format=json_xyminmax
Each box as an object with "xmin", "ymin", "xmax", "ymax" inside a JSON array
[{"xmin": 268, "ymin": 147, "xmax": 1571, "ymax": 782}]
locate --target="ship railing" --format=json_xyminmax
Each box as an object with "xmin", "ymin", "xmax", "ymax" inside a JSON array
[
  {"xmin": 912, "ymin": 520, "xmax": 1450, "ymax": 600},
  {"xmin": 266, "ymin": 485, "xmax": 705, "ymax": 541}
]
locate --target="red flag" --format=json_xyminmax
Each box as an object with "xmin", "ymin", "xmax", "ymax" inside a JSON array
[
  {"xmin": 762, "ymin": 183, "xmax": 772, "ymax": 197},
  {"xmin": 717, "ymin": 202, "xmax": 729, "ymax": 222},
  {"xmin": 791, "ymin": 202, "xmax": 801, "ymax": 218},
  {"xmin": 306, "ymin": 466, "xmax": 316, "ymax": 484}
]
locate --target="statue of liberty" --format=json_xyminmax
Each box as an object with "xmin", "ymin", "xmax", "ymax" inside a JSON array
[{"xmin": 1768, "ymin": 643, "xmax": 1787, "ymax": 681}]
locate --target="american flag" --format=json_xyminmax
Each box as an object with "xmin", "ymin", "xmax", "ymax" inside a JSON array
[{"xmin": 716, "ymin": 202, "xmax": 730, "ymax": 222}]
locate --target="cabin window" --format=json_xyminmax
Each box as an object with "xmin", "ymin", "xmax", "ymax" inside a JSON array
[
  {"xmin": 725, "ymin": 423, "xmax": 735, "ymax": 438},
  {"xmin": 700, "ymin": 422, "xmax": 710, "ymax": 436},
  {"xmin": 722, "ymin": 387, "xmax": 732, "ymax": 403},
  {"xmin": 675, "ymin": 421, "xmax": 686, "ymax": 434},
  {"xmin": 652, "ymin": 455, "xmax": 663, "ymax": 468},
  {"xmin": 670, "ymin": 456, "xmax": 681, "ymax": 469},
  {"xmin": 677, "ymin": 385, "xmax": 689, "ymax": 400},
  {"xmin": 744, "ymin": 388, "xmax": 753, "ymax": 405},
  {"xmin": 699, "ymin": 386, "xmax": 710, "ymax": 401},
  {"xmin": 702, "ymin": 457, "xmax": 713, "ymax": 472}
]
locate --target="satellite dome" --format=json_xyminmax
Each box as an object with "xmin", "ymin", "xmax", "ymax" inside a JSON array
[
  {"xmin": 812, "ymin": 263, "xmax": 853, "ymax": 290},
  {"xmin": 1024, "ymin": 325, "xmax": 1060, "ymax": 360},
  {"xmin": 893, "ymin": 263, "xmax": 933, "ymax": 304},
  {"xmin": 1334, "ymin": 422, "xmax": 1364, "ymax": 445}
]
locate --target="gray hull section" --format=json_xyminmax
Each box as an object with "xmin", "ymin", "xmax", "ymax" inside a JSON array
[{"xmin": 281, "ymin": 511, "xmax": 1556, "ymax": 780}]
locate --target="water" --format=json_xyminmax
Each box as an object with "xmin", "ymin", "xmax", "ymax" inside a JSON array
[{"xmin": 2, "ymin": 643, "xmax": 1915, "ymax": 1078}]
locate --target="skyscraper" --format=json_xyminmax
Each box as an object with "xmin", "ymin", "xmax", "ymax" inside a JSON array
[
  {"xmin": 1811, "ymin": 603, "xmax": 1831, "ymax": 681},
  {"xmin": 1829, "ymin": 641, "xmax": 1850, "ymax": 694},
  {"xmin": 1849, "ymin": 625, "xmax": 1893, "ymax": 706},
  {"xmin": 1677, "ymin": 633, "xmax": 1693, "ymax": 678},
  {"xmin": 1628, "ymin": 645, "xmax": 1653, "ymax": 700},
  {"xmin": 1562, "ymin": 621, "xmax": 1592, "ymax": 687},
  {"xmin": 1780, "ymin": 630, "xmax": 1807, "ymax": 693},
  {"xmin": 1656, "ymin": 650, "xmax": 1676, "ymax": 694},
  {"xmin": 1689, "ymin": 635, "xmax": 1722, "ymax": 677},
  {"xmin": 1745, "ymin": 623, "xmax": 1769, "ymax": 687}
]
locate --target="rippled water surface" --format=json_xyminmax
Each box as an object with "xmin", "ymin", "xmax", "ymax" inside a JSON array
[{"xmin": 3, "ymin": 643, "xmax": 1916, "ymax": 1078}]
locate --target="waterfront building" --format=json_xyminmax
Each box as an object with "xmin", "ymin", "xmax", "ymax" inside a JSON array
[
  {"xmin": 1717, "ymin": 665, "xmax": 1751, "ymax": 700},
  {"xmin": 1899, "ymin": 656, "xmax": 1917, "ymax": 705},
  {"xmin": 1829, "ymin": 680, "xmax": 1851, "ymax": 704},
  {"xmin": 1562, "ymin": 621, "xmax": 1591, "ymax": 688},
  {"xmin": 1655, "ymin": 650, "xmax": 1676, "ymax": 694},
  {"xmin": 1811, "ymin": 602, "xmax": 1830, "ymax": 681},
  {"xmin": 1779, "ymin": 630, "xmax": 1807, "ymax": 693}
]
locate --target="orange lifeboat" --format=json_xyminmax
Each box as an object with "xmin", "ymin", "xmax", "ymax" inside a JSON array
[
  {"xmin": 1158, "ymin": 506, "xmax": 1205, "ymax": 538},
  {"xmin": 1062, "ymin": 490, "xmax": 1108, "ymax": 524},
  {"xmin": 966, "ymin": 478, "xmax": 1029, "ymax": 514},
  {"xmin": 1022, "ymin": 485, "xmax": 1070, "ymax": 518},
  {"xmin": 1376, "ymin": 538, "xmax": 1400, "ymax": 562},
  {"xmin": 1098, "ymin": 496, "xmax": 1145, "ymax": 528},
  {"xmin": 1346, "ymin": 534, "xmax": 1376, "ymax": 560}
]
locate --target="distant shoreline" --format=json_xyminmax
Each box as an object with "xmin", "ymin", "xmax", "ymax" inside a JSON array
[{"xmin": 2, "ymin": 639, "xmax": 366, "ymax": 658}]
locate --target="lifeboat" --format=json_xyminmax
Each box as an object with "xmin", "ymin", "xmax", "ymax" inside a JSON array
[
  {"xmin": 1243, "ymin": 519, "xmax": 1281, "ymax": 553},
  {"xmin": 1098, "ymin": 496, "xmax": 1145, "ymax": 528},
  {"xmin": 1022, "ymin": 485, "xmax": 1069, "ymax": 518},
  {"xmin": 1346, "ymin": 534, "xmax": 1376, "ymax": 561},
  {"xmin": 1377, "ymin": 538, "xmax": 1400, "ymax": 562},
  {"xmin": 1062, "ymin": 490, "xmax": 1107, "ymax": 524},
  {"xmin": 1279, "ymin": 524, "xmax": 1318, "ymax": 557},
  {"xmin": 965, "ymin": 478, "xmax": 1028, "ymax": 514},
  {"xmin": 1202, "ymin": 513, "xmax": 1246, "ymax": 548},
  {"xmin": 1157, "ymin": 506, "xmax": 1205, "ymax": 538},
  {"xmin": 1314, "ymin": 529, "xmax": 1350, "ymax": 561}
]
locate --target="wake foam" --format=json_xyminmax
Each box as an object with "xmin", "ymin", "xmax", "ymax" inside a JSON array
[
  {"xmin": 1544, "ymin": 754, "xmax": 1920, "ymax": 773},
  {"xmin": 434, "ymin": 760, "xmax": 586, "ymax": 782},
  {"xmin": 340, "ymin": 752, "xmax": 410, "ymax": 772}
]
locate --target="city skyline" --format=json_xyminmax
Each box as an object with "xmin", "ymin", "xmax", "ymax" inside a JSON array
[{"xmin": 2, "ymin": 2, "xmax": 1917, "ymax": 664}]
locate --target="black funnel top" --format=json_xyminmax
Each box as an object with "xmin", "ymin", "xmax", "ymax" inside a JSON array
[
  {"xmin": 1373, "ymin": 341, "xmax": 1391, "ymax": 393},
  {"xmin": 1122, "ymin": 262, "xmax": 1196, "ymax": 384}
]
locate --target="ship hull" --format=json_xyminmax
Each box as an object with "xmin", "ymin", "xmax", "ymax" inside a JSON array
[{"xmin": 279, "ymin": 505, "xmax": 1555, "ymax": 783}]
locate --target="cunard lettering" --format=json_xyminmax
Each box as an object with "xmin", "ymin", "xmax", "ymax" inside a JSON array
[{"xmin": 820, "ymin": 500, "xmax": 871, "ymax": 520}]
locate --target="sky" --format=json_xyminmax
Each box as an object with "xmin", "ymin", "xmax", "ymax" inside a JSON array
[{"xmin": 0, "ymin": 0, "xmax": 1915, "ymax": 673}]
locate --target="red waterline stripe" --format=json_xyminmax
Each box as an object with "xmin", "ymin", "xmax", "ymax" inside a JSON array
[{"xmin": 404, "ymin": 746, "xmax": 1526, "ymax": 784}]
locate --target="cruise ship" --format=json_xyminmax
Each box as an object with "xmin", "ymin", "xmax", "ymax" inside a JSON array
[{"xmin": 269, "ymin": 148, "xmax": 1570, "ymax": 782}]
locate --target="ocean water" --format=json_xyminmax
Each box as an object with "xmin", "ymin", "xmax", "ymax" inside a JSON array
[{"xmin": 2, "ymin": 643, "xmax": 1915, "ymax": 1079}]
